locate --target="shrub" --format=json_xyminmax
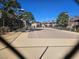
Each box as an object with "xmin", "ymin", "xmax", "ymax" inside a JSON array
[
  {"xmin": 0, "ymin": 27, "xmax": 10, "ymax": 35},
  {"xmin": 76, "ymin": 28, "xmax": 79, "ymax": 32}
]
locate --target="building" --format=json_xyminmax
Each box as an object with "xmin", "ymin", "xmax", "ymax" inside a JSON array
[
  {"xmin": 68, "ymin": 16, "xmax": 79, "ymax": 31},
  {"xmin": 31, "ymin": 22, "xmax": 41, "ymax": 28},
  {"xmin": 41, "ymin": 22, "xmax": 52, "ymax": 28},
  {"xmin": 41, "ymin": 22, "xmax": 57, "ymax": 28},
  {"xmin": 31, "ymin": 21, "xmax": 56, "ymax": 28}
]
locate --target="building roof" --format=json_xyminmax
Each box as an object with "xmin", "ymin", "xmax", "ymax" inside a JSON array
[{"xmin": 70, "ymin": 16, "xmax": 79, "ymax": 22}]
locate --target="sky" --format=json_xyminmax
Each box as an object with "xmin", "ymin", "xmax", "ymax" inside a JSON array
[{"xmin": 17, "ymin": 0, "xmax": 79, "ymax": 22}]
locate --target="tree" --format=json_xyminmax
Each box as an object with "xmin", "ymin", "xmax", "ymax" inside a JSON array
[
  {"xmin": 18, "ymin": 11, "xmax": 35, "ymax": 29},
  {"xmin": 0, "ymin": 10, "xmax": 2, "ymax": 27},
  {"xmin": 0, "ymin": 0, "xmax": 21, "ymax": 31},
  {"xmin": 75, "ymin": 0, "xmax": 79, "ymax": 4},
  {"xmin": 20, "ymin": 11, "xmax": 35, "ymax": 22},
  {"xmin": 0, "ymin": 0, "xmax": 21, "ymax": 18},
  {"xmin": 56, "ymin": 12, "xmax": 69, "ymax": 28}
]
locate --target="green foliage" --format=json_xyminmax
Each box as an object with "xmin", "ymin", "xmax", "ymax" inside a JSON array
[
  {"xmin": 76, "ymin": 28, "xmax": 79, "ymax": 32},
  {"xmin": 23, "ymin": 12, "xmax": 35, "ymax": 21},
  {"xmin": 0, "ymin": 0, "xmax": 23, "ymax": 32},
  {"xmin": 0, "ymin": 0, "xmax": 35, "ymax": 33},
  {"xmin": 57, "ymin": 12, "xmax": 69, "ymax": 28},
  {"xmin": 75, "ymin": 0, "xmax": 79, "ymax": 4},
  {"xmin": 19, "ymin": 11, "xmax": 35, "ymax": 22}
]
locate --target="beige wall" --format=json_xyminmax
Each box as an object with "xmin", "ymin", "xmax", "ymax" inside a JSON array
[{"xmin": 31, "ymin": 23, "xmax": 37, "ymax": 28}]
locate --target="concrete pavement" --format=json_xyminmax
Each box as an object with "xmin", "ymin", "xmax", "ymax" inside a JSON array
[
  {"xmin": 0, "ymin": 28, "xmax": 79, "ymax": 59},
  {"xmin": 0, "ymin": 32, "xmax": 22, "ymax": 49},
  {"xmin": 28, "ymin": 28, "xmax": 79, "ymax": 39},
  {"xmin": 11, "ymin": 28, "xmax": 79, "ymax": 47}
]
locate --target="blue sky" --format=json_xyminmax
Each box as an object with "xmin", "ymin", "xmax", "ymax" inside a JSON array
[{"xmin": 17, "ymin": 0, "xmax": 79, "ymax": 22}]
